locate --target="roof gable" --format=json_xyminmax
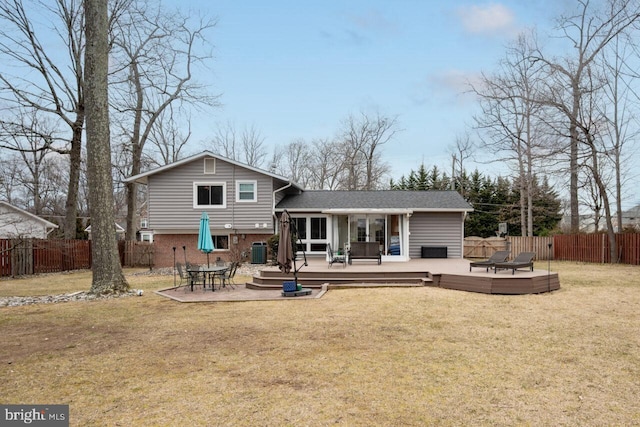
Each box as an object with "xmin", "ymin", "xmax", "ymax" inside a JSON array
[
  {"xmin": 125, "ymin": 151, "xmax": 302, "ymax": 190},
  {"xmin": 0, "ymin": 201, "xmax": 59, "ymax": 229}
]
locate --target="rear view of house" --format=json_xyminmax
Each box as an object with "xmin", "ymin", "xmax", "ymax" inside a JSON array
[{"xmin": 126, "ymin": 152, "xmax": 473, "ymax": 267}]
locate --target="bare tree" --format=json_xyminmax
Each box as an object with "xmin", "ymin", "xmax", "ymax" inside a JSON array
[
  {"xmin": 534, "ymin": 0, "xmax": 640, "ymax": 233},
  {"xmin": 210, "ymin": 121, "xmax": 267, "ymax": 167},
  {"xmin": 271, "ymin": 138, "xmax": 313, "ymax": 187},
  {"xmin": 109, "ymin": 0, "xmax": 219, "ymax": 240},
  {"xmin": 598, "ymin": 32, "xmax": 640, "ymax": 232},
  {"xmin": 340, "ymin": 111, "xmax": 398, "ymax": 190},
  {"xmin": 473, "ymin": 32, "xmax": 547, "ymax": 236},
  {"xmin": 449, "ymin": 132, "xmax": 475, "ymax": 197},
  {"xmin": 307, "ymin": 138, "xmax": 345, "ymax": 190},
  {"xmin": 0, "ymin": 155, "xmax": 22, "ymax": 205},
  {"xmin": 146, "ymin": 105, "xmax": 192, "ymax": 166},
  {"xmin": 211, "ymin": 120, "xmax": 239, "ymax": 161},
  {"xmin": 556, "ymin": 55, "xmax": 620, "ymax": 257},
  {"xmin": 241, "ymin": 124, "xmax": 267, "ymax": 168},
  {"xmin": 84, "ymin": 0, "xmax": 129, "ymax": 294},
  {"xmin": 0, "ymin": 0, "xmax": 88, "ymax": 238}
]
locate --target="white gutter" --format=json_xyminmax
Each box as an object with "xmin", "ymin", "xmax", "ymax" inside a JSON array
[
  {"xmin": 321, "ymin": 208, "xmax": 414, "ymax": 215},
  {"xmin": 272, "ymin": 183, "xmax": 293, "ymax": 229}
]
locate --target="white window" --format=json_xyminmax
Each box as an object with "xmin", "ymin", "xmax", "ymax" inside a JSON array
[
  {"xmin": 194, "ymin": 182, "xmax": 226, "ymax": 208},
  {"xmin": 212, "ymin": 235, "xmax": 229, "ymax": 250},
  {"xmin": 236, "ymin": 180, "xmax": 257, "ymax": 202},
  {"xmin": 140, "ymin": 230, "xmax": 154, "ymax": 243},
  {"xmin": 290, "ymin": 215, "xmax": 327, "ymax": 253}
]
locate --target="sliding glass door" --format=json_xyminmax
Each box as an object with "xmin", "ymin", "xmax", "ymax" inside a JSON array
[
  {"xmin": 344, "ymin": 214, "xmax": 403, "ymax": 257},
  {"xmin": 349, "ymin": 214, "xmax": 386, "ymax": 250}
]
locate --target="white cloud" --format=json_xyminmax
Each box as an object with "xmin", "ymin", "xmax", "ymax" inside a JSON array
[
  {"xmin": 410, "ymin": 69, "xmax": 482, "ymax": 107},
  {"xmin": 456, "ymin": 3, "xmax": 516, "ymax": 35},
  {"xmin": 347, "ymin": 9, "xmax": 399, "ymax": 35}
]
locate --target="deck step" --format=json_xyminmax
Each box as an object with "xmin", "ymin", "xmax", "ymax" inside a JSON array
[
  {"xmin": 246, "ymin": 266, "xmax": 433, "ymax": 290},
  {"xmin": 246, "ymin": 280, "xmax": 428, "ymax": 290}
]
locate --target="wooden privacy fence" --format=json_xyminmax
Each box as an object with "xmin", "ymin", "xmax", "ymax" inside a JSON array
[
  {"xmin": 465, "ymin": 236, "xmax": 553, "ymax": 260},
  {"xmin": 508, "ymin": 236, "xmax": 554, "ymax": 260},
  {"xmin": 465, "ymin": 234, "xmax": 640, "ymax": 265},
  {"xmin": 0, "ymin": 239, "xmax": 91, "ymax": 276},
  {"xmin": 464, "ymin": 237, "xmax": 509, "ymax": 258},
  {"xmin": 0, "ymin": 238, "xmax": 154, "ymax": 277},
  {"xmin": 118, "ymin": 241, "xmax": 154, "ymax": 269},
  {"xmin": 554, "ymin": 233, "xmax": 640, "ymax": 265}
]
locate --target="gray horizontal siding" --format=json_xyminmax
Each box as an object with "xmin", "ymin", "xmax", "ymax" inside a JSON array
[
  {"xmin": 148, "ymin": 157, "xmax": 275, "ymax": 233},
  {"xmin": 408, "ymin": 212, "xmax": 464, "ymax": 258}
]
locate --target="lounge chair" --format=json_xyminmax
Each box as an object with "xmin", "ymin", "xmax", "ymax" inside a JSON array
[
  {"xmin": 469, "ymin": 250, "xmax": 511, "ymax": 272},
  {"xmin": 327, "ymin": 243, "xmax": 346, "ymax": 268},
  {"xmin": 494, "ymin": 252, "xmax": 536, "ymax": 275}
]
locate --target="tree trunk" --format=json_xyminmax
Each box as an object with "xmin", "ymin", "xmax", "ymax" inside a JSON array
[
  {"xmin": 84, "ymin": 0, "xmax": 129, "ymax": 295},
  {"xmin": 64, "ymin": 120, "xmax": 84, "ymax": 239},
  {"xmin": 569, "ymin": 81, "xmax": 581, "ymax": 233},
  {"xmin": 125, "ymin": 59, "xmax": 144, "ymax": 241}
]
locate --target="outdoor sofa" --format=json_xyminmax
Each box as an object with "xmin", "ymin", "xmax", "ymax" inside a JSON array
[{"xmin": 348, "ymin": 241, "xmax": 382, "ymax": 265}]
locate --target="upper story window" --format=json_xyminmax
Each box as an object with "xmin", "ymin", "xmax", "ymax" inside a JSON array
[
  {"xmin": 194, "ymin": 182, "xmax": 226, "ymax": 208},
  {"xmin": 236, "ymin": 180, "xmax": 257, "ymax": 202}
]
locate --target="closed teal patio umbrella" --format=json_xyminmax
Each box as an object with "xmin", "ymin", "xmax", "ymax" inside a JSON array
[{"xmin": 197, "ymin": 212, "xmax": 215, "ymax": 267}]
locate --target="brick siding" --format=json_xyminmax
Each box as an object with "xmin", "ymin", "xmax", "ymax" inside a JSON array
[{"xmin": 153, "ymin": 234, "xmax": 270, "ymax": 268}]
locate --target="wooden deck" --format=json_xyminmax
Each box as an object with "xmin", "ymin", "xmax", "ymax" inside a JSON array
[{"xmin": 247, "ymin": 257, "xmax": 560, "ymax": 295}]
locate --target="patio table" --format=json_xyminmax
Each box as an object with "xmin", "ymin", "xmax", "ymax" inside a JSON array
[{"xmin": 198, "ymin": 266, "xmax": 228, "ymax": 291}]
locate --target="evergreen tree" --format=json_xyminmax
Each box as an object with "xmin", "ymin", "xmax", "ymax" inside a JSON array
[
  {"xmin": 392, "ymin": 165, "xmax": 562, "ymax": 237},
  {"xmin": 532, "ymin": 176, "xmax": 562, "ymax": 235}
]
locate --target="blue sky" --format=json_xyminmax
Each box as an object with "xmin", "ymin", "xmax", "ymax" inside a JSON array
[{"xmin": 181, "ymin": 1, "xmax": 569, "ymax": 178}]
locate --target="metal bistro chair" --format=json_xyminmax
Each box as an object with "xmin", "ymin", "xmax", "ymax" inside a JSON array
[
  {"xmin": 220, "ymin": 262, "xmax": 239, "ymax": 290},
  {"xmin": 207, "ymin": 261, "xmax": 228, "ymax": 291},
  {"xmin": 327, "ymin": 243, "xmax": 346, "ymax": 268},
  {"xmin": 185, "ymin": 262, "xmax": 206, "ymax": 291},
  {"xmin": 175, "ymin": 262, "xmax": 189, "ymax": 289}
]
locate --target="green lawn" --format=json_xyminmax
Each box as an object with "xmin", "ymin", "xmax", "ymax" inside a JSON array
[{"xmin": 1, "ymin": 262, "xmax": 639, "ymax": 426}]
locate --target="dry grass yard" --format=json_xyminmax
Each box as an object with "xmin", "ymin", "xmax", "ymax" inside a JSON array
[{"xmin": 1, "ymin": 262, "xmax": 639, "ymax": 426}]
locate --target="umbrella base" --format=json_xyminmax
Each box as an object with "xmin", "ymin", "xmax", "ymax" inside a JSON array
[{"xmin": 281, "ymin": 288, "xmax": 312, "ymax": 297}]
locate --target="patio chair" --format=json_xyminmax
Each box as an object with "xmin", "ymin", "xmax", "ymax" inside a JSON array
[
  {"xmin": 494, "ymin": 252, "xmax": 536, "ymax": 275},
  {"xmin": 185, "ymin": 262, "xmax": 206, "ymax": 291},
  {"xmin": 327, "ymin": 243, "xmax": 346, "ymax": 268},
  {"xmin": 175, "ymin": 262, "xmax": 188, "ymax": 288},
  {"xmin": 220, "ymin": 262, "xmax": 239, "ymax": 290},
  {"xmin": 469, "ymin": 250, "xmax": 511, "ymax": 272}
]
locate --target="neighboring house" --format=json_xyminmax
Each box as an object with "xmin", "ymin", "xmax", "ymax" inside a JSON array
[
  {"xmin": 0, "ymin": 201, "xmax": 58, "ymax": 239},
  {"xmin": 611, "ymin": 205, "xmax": 640, "ymax": 231},
  {"xmin": 84, "ymin": 223, "xmax": 126, "ymax": 241},
  {"xmin": 126, "ymin": 151, "xmax": 473, "ymax": 267}
]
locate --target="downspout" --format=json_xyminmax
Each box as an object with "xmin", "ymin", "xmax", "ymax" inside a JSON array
[{"xmin": 273, "ymin": 183, "xmax": 293, "ymax": 232}]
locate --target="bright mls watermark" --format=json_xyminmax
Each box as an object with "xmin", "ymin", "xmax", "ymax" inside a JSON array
[{"xmin": 1, "ymin": 405, "xmax": 68, "ymax": 426}]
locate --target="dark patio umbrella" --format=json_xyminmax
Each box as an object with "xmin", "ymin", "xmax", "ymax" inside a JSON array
[
  {"xmin": 277, "ymin": 210, "xmax": 293, "ymax": 274},
  {"xmin": 197, "ymin": 212, "xmax": 215, "ymax": 267}
]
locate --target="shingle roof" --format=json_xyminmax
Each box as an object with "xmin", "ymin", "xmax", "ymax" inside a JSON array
[{"xmin": 276, "ymin": 190, "xmax": 473, "ymax": 212}]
